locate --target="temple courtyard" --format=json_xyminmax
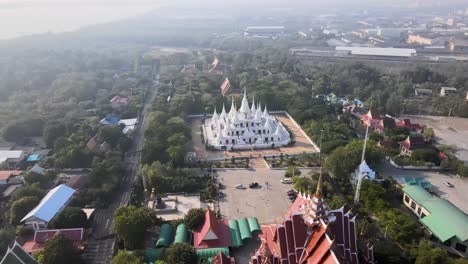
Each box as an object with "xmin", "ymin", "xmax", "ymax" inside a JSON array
[
  {"xmin": 188, "ymin": 112, "xmax": 319, "ymax": 161},
  {"xmin": 216, "ymin": 167, "xmax": 319, "ymax": 224}
]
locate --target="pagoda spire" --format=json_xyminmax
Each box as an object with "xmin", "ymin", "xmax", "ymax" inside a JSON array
[
  {"xmin": 239, "ymin": 88, "xmax": 250, "ymax": 113},
  {"xmin": 315, "ymin": 164, "xmax": 323, "ymax": 198},
  {"xmin": 251, "ymin": 96, "xmax": 256, "ymax": 113}
]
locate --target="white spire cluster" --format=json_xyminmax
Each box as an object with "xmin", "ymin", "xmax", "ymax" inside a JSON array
[{"xmin": 202, "ymin": 91, "xmax": 290, "ymax": 150}]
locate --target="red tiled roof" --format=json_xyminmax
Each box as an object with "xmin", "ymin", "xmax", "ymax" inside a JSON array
[
  {"xmin": 395, "ymin": 119, "xmax": 425, "ymax": 131},
  {"xmin": 110, "ymin": 95, "xmax": 130, "ymax": 104},
  {"xmin": 0, "ymin": 170, "xmax": 22, "ymax": 181},
  {"xmin": 193, "ymin": 209, "xmax": 231, "ymax": 249},
  {"xmin": 438, "ymin": 152, "xmax": 448, "ymax": 160},
  {"xmin": 22, "ymin": 228, "xmax": 86, "ymax": 254},
  {"xmin": 220, "ymin": 78, "xmax": 231, "ymax": 96}
]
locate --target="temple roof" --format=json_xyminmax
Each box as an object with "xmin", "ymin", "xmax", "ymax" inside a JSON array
[{"xmin": 193, "ymin": 209, "xmax": 232, "ymax": 249}]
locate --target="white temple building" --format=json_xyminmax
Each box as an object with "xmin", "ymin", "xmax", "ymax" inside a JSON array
[
  {"xmin": 352, "ymin": 160, "xmax": 376, "ymax": 185},
  {"xmin": 202, "ymin": 90, "xmax": 291, "ymax": 150}
]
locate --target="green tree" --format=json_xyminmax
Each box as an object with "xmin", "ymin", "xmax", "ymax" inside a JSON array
[
  {"xmin": 184, "ymin": 208, "xmax": 205, "ymax": 231},
  {"xmin": 0, "ymin": 225, "xmax": 15, "ymax": 257},
  {"xmin": 43, "ymin": 123, "xmax": 67, "ymax": 148},
  {"xmin": 166, "ymin": 243, "xmax": 197, "ymax": 264},
  {"xmin": 14, "ymin": 183, "xmax": 45, "ymax": 200},
  {"xmin": 292, "ymin": 176, "xmax": 314, "ymax": 193},
  {"xmin": 23, "ymin": 171, "xmax": 56, "ymax": 188},
  {"xmin": 99, "ymin": 125, "xmax": 123, "ymax": 148},
  {"xmin": 422, "ymin": 128, "xmax": 435, "ymax": 141},
  {"xmin": 41, "ymin": 235, "xmax": 81, "ymax": 264},
  {"xmin": 9, "ymin": 196, "xmax": 40, "ymax": 224},
  {"xmin": 412, "ymin": 240, "xmax": 450, "ymax": 264},
  {"xmin": 112, "ymin": 250, "xmax": 144, "ymax": 264},
  {"xmin": 50, "ymin": 207, "xmax": 88, "ymax": 229},
  {"xmin": 114, "ymin": 206, "xmax": 153, "ymax": 249}
]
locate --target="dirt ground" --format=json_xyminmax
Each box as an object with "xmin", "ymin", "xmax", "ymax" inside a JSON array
[
  {"xmin": 402, "ymin": 115, "xmax": 468, "ymax": 165},
  {"xmin": 187, "ymin": 113, "xmax": 319, "ymax": 161}
]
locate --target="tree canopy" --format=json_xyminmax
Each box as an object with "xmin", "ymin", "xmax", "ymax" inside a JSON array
[
  {"xmin": 184, "ymin": 208, "xmax": 205, "ymax": 231},
  {"xmin": 50, "ymin": 207, "xmax": 88, "ymax": 229},
  {"xmin": 166, "ymin": 243, "xmax": 197, "ymax": 264},
  {"xmin": 112, "ymin": 250, "xmax": 144, "ymax": 264},
  {"xmin": 114, "ymin": 206, "xmax": 153, "ymax": 249},
  {"xmin": 37, "ymin": 235, "xmax": 82, "ymax": 264}
]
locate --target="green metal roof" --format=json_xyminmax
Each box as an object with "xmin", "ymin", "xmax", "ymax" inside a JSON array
[
  {"xmin": 155, "ymin": 223, "xmax": 173, "ymax": 248},
  {"xmin": 173, "ymin": 223, "xmax": 187, "ymax": 244},
  {"xmin": 237, "ymin": 218, "xmax": 252, "ymax": 240},
  {"xmin": 421, "ymin": 198, "xmax": 468, "ymax": 242},
  {"xmin": 228, "ymin": 219, "xmax": 243, "ymax": 248},
  {"xmin": 247, "ymin": 217, "xmax": 261, "ymax": 233},
  {"xmin": 196, "ymin": 247, "xmax": 229, "ymax": 258},
  {"xmin": 402, "ymin": 185, "xmax": 432, "ymax": 203},
  {"xmin": 403, "ymin": 185, "xmax": 468, "ymax": 243}
]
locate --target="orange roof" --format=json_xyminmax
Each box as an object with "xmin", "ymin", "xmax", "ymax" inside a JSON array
[{"xmin": 0, "ymin": 170, "xmax": 22, "ymax": 181}]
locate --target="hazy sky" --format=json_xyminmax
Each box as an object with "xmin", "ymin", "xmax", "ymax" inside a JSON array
[
  {"xmin": 0, "ymin": 0, "xmax": 167, "ymax": 39},
  {"xmin": 0, "ymin": 0, "xmax": 465, "ymax": 40}
]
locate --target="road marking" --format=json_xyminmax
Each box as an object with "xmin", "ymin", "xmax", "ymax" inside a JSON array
[{"xmin": 104, "ymin": 219, "xmax": 109, "ymax": 229}]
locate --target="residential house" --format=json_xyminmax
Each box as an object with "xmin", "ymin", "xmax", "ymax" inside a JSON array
[
  {"xmin": 0, "ymin": 170, "xmax": 22, "ymax": 185},
  {"xmin": 26, "ymin": 154, "xmax": 45, "ymax": 163},
  {"xmin": 402, "ymin": 185, "xmax": 468, "ymax": 258},
  {"xmin": 181, "ymin": 64, "xmax": 197, "ymax": 73},
  {"xmin": 360, "ymin": 109, "xmax": 382, "ymax": 128},
  {"xmin": 86, "ymin": 135, "xmax": 98, "ymax": 152},
  {"xmin": 395, "ymin": 119, "xmax": 425, "ymax": 134},
  {"xmin": 399, "ymin": 136, "xmax": 427, "ymax": 156},
  {"xmin": 0, "ymin": 241, "xmax": 39, "ymax": 264},
  {"xmin": 110, "ymin": 95, "xmax": 130, "ymax": 108},
  {"xmin": 415, "ymin": 88, "xmax": 433, "ymax": 97},
  {"xmin": 0, "ymin": 150, "xmax": 25, "ymax": 167},
  {"xmin": 21, "ymin": 184, "xmax": 76, "ymax": 230},
  {"xmin": 326, "ymin": 93, "xmax": 340, "ymax": 103},
  {"xmin": 440, "ymin": 87, "xmax": 457, "ymax": 97},
  {"xmin": 2, "ymin": 184, "xmax": 22, "ymax": 199},
  {"xmin": 22, "ymin": 228, "xmax": 87, "ymax": 254}
]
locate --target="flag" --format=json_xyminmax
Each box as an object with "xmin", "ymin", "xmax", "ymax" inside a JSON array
[{"xmin": 220, "ymin": 78, "xmax": 231, "ymax": 96}]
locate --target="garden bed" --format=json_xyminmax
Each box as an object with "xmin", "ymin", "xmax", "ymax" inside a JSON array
[{"xmin": 265, "ymin": 154, "xmax": 320, "ymax": 168}]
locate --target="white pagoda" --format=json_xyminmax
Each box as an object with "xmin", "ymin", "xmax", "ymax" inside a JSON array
[
  {"xmin": 202, "ymin": 90, "xmax": 291, "ymax": 150},
  {"xmin": 352, "ymin": 160, "xmax": 376, "ymax": 185}
]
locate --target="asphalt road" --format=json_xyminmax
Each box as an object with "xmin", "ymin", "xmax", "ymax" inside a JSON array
[{"xmin": 82, "ymin": 76, "xmax": 159, "ymax": 264}]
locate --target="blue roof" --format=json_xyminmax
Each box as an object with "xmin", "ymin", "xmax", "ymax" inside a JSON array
[
  {"xmin": 26, "ymin": 154, "xmax": 44, "ymax": 162},
  {"xmin": 21, "ymin": 184, "xmax": 76, "ymax": 223}
]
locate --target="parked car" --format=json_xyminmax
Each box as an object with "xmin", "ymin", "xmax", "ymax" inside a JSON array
[
  {"xmin": 235, "ymin": 184, "xmax": 246, "ymax": 189},
  {"xmin": 249, "ymin": 182, "xmax": 259, "ymax": 188},
  {"xmin": 281, "ymin": 178, "xmax": 292, "ymax": 184},
  {"xmin": 289, "ymin": 195, "xmax": 297, "ymax": 201},
  {"xmin": 218, "ymin": 191, "xmax": 225, "ymax": 197},
  {"xmin": 286, "ymin": 189, "xmax": 296, "ymax": 196}
]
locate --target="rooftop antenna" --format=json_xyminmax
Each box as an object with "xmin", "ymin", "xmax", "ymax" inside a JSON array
[{"xmin": 354, "ymin": 104, "xmax": 371, "ymax": 204}]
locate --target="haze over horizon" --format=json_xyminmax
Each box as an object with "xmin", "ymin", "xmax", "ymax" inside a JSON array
[{"xmin": 0, "ymin": 0, "xmax": 467, "ymax": 40}]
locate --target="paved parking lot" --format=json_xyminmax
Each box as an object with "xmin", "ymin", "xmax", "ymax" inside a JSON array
[
  {"xmin": 216, "ymin": 168, "xmax": 318, "ymax": 224},
  {"xmin": 378, "ymin": 162, "xmax": 468, "ymax": 213}
]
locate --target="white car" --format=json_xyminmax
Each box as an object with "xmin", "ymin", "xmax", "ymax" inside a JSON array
[
  {"xmin": 235, "ymin": 184, "xmax": 246, "ymax": 189},
  {"xmin": 281, "ymin": 178, "xmax": 292, "ymax": 184}
]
